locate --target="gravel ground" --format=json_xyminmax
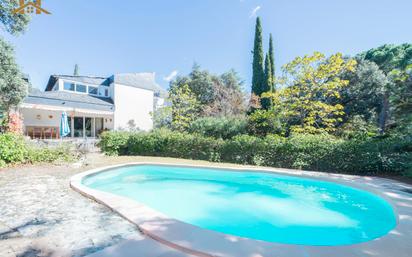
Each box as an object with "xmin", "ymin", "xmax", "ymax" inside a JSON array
[{"xmin": 0, "ymin": 154, "xmax": 144, "ymax": 257}]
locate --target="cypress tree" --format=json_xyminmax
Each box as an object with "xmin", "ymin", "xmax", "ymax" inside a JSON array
[
  {"xmin": 268, "ymin": 34, "xmax": 275, "ymax": 90},
  {"xmin": 251, "ymin": 17, "xmax": 265, "ymax": 99},
  {"xmin": 262, "ymin": 53, "xmax": 272, "ymax": 109},
  {"xmin": 73, "ymin": 64, "xmax": 79, "ymax": 76}
]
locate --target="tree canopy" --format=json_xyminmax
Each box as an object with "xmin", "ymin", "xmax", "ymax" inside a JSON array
[
  {"xmin": 170, "ymin": 65, "xmax": 246, "ymax": 118},
  {"xmin": 358, "ymin": 44, "xmax": 412, "ymax": 133},
  {"xmin": 0, "ymin": 0, "xmax": 30, "ymax": 35},
  {"xmin": 0, "ymin": 39, "xmax": 28, "ymax": 111},
  {"xmin": 265, "ymin": 52, "xmax": 357, "ymax": 134}
]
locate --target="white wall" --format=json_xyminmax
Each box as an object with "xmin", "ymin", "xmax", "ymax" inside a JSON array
[
  {"xmin": 21, "ymin": 108, "xmax": 61, "ymax": 127},
  {"xmin": 113, "ymin": 83, "xmax": 154, "ymax": 131}
]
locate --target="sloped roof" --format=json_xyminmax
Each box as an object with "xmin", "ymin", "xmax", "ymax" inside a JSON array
[
  {"xmin": 45, "ymin": 73, "xmax": 167, "ymax": 97},
  {"xmin": 45, "ymin": 75, "xmax": 110, "ymax": 91},
  {"xmin": 112, "ymin": 73, "xmax": 167, "ymax": 97},
  {"xmin": 23, "ymin": 89, "xmax": 114, "ymax": 112}
]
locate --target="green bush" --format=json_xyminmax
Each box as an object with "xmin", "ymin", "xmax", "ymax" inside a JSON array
[
  {"xmin": 220, "ymin": 135, "xmax": 265, "ymax": 165},
  {"xmin": 247, "ymin": 110, "xmax": 284, "ymax": 137},
  {"xmin": 320, "ymin": 136, "xmax": 412, "ymax": 175},
  {"xmin": 99, "ymin": 131, "xmax": 131, "ymax": 155},
  {"xmin": 26, "ymin": 145, "xmax": 74, "ymax": 163},
  {"xmin": 127, "ymin": 129, "xmax": 222, "ymax": 161},
  {"xmin": 0, "ymin": 133, "xmax": 75, "ymax": 167},
  {"xmin": 0, "ymin": 133, "xmax": 27, "ymax": 164},
  {"xmin": 99, "ymin": 130, "xmax": 412, "ymax": 175},
  {"xmin": 188, "ymin": 116, "xmax": 248, "ymax": 139}
]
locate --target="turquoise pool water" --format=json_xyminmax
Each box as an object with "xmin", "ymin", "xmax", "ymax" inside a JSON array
[{"xmin": 82, "ymin": 165, "xmax": 396, "ymax": 246}]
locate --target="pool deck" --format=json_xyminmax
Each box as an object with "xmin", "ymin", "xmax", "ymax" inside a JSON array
[{"xmin": 71, "ymin": 162, "xmax": 412, "ymax": 257}]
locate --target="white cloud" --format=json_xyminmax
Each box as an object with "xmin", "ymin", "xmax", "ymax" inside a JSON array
[
  {"xmin": 163, "ymin": 70, "xmax": 178, "ymax": 82},
  {"xmin": 249, "ymin": 6, "xmax": 261, "ymax": 18}
]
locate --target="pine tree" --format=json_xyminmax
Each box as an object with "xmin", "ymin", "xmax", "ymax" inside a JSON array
[
  {"xmin": 73, "ymin": 64, "xmax": 79, "ymax": 76},
  {"xmin": 251, "ymin": 17, "xmax": 265, "ymax": 99},
  {"xmin": 268, "ymin": 34, "xmax": 275, "ymax": 90},
  {"xmin": 262, "ymin": 53, "xmax": 272, "ymax": 109}
]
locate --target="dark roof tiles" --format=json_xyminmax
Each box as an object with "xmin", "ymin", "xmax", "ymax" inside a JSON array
[{"xmin": 23, "ymin": 90, "xmax": 114, "ymax": 112}]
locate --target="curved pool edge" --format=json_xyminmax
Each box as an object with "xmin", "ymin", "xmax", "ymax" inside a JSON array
[{"xmin": 70, "ymin": 162, "xmax": 412, "ymax": 257}]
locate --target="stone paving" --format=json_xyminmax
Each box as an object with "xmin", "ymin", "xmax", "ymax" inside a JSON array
[{"xmin": 0, "ymin": 158, "xmax": 142, "ymax": 257}]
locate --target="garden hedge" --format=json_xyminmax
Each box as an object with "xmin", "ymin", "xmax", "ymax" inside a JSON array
[{"xmin": 99, "ymin": 130, "xmax": 412, "ymax": 175}]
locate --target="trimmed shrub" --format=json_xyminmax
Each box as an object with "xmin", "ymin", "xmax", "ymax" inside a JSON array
[
  {"xmin": 188, "ymin": 116, "xmax": 247, "ymax": 139},
  {"xmin": 99, "ymin": 131, "xmax": 131, "ymax": 155},
  {"xmin": 0, "ymin": 133, "xmax": 27, "ymax": 164},
  {"xmin": 99, "ymin": 130, "xmax": 412, "ymax": 175},
  {"xmin": 127, "ymin": 129, "xmax": 223, "ymax": 162},
  {"xmin": 220, "ymin": 135, "xmax": 265, "ymax": 165},
  {"xmin": 320, "ymin": 136, "xmax": 412, "ymax": 174}
]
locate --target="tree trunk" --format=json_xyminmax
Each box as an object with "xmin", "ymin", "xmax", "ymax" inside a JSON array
[{"xmin": 378, "ymin": 91, "xmax": 389, "ymax": 134}]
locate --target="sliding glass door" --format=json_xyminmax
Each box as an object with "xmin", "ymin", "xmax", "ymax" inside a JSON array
[
  {"xmin": 85, "ymin": 117, "xmax": 92, "ymax": 137},
  {"xmin": 95, "ymin": 118, "xmax": 104, "ymax": 136},
  {"xmin": 73, "ymin": 117, "xmax": 83, "ymax": 137},
  {"xmin": 66, "ymin": 116, "xmax": 106, "ymax": 138}
]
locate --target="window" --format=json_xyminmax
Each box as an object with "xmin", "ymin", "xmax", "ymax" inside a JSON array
[
  {"xmin": 88, "ymin": 86, "xmax": 98, "ymax": 95},
  {"xmin": 76, "ymin": 84, "xmax": 87, "ymax": 93},
  {"xmin": 73, "ymin": 117, "xmax": 83, "ymax": 137},
  {"xmin": 98, "ymin": 87, "xmax": 110, "ymax": 97},
  {"xmin": 85, "ymin": 117, "xmax": 92, "ymax": 137},
  {"xmin": 64, "ymin": 82, "xmax": 75, "ymax": 91}
]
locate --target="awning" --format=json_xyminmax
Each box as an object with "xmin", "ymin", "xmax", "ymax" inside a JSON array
[{"xmin": 20, "ymin": 103, "xmax": 114, "ymax": 116}]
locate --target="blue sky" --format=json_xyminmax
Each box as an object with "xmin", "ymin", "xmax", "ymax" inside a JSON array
[{"xmin": 2, "ymin": 0, "xmax": 412, "ymax": 91}]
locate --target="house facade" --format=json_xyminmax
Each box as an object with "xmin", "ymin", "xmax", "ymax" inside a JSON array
[{"xmin": 20, "ymin": 73, "xmax": 166, "ymax": 139}]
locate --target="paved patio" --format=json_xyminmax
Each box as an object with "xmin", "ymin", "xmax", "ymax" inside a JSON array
[{"xmin": 0, "ymin": 154, "xmax": 196, "ymax": 257}]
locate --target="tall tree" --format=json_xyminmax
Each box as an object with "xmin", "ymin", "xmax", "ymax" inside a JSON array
[
  {"xmin": 251, "ymin": 17, "xmax": 265, "ymax": 99},
  {"xmin": 268, "ymin": 34, "xmax": 275, "ymax": 88},
  {"xmin": 360, "ymin": 43, "xmax": 412, "ymax": 133},
  {"xmin": 169, "ymin": 84, "xmax": 200, "ymax": 132},
  {"xmin": 170, "ymin": 65, "xmax": 246, "ymax": 117},
  {"xmin": 0, "ymin": 0, "xmax": 30, "ymax": 35},
  {"xmin": 340, "ymin": 59, "xmax": 388, "ymax": 126},
  {"xmin": 73, "ymin": 64, "xmax": 79, "ymax": 76},
  {"xmin": 0, "ymin": 39, "xmax": 28, "ymax": 112},
  {"xmin": 266, "ymin": 52, "xmax": 357, "ymax": 134},
  {"xmin": 261, "ymin": 53, "xmax": 272, "ymax": 109}
]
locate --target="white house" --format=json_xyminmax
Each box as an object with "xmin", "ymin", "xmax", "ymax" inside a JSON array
[{"xmin": 19, "ymin": 73, "xmax": 167, "ymax": 139}]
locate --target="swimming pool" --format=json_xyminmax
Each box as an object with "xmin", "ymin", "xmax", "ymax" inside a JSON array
[{"xmin": 82, "ymin": 164, "xmax": 396, "ymax": 246}]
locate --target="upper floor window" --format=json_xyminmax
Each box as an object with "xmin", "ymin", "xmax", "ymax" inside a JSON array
[
  {"xmin": 62, "ymin": 80, "xmax": 110, "ymax": 98},
  {"xmin": 76, "ymin": 84, "xmax": 87, "ymax": 93},
  {"xmin": 64, "ymin": 82, "xmax": 75, "ymax": 91},
  {"xmin": 98, "ymin": 87, "xmax": 109, "ymax": 97},
  {"xmin": 88, "ymin": 86, "xmax": 98, "ymax": 95}
]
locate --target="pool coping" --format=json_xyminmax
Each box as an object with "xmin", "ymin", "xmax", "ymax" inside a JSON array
[{"xmin": 70, "ymin": 162, "xmax": 412, "ymax": 257}]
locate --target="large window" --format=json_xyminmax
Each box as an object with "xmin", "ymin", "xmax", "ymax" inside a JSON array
[
  {"xmin": 64, "ymin": 82, "xmax": 75, "ymax": 91},
  {"xmin": 73, "ymin": 117, "xmax": 84, "ymax": 137},
  {"xmin": 95, "ymin": 118, "xmax": 104, "ymax": 136},
  {"xmin": 76, "ymin": 84, "xmax": 87, "ymax": 93},
  {"xmin": 85, "ymin": 117, "xmax": 92, "ymax": 137}
]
